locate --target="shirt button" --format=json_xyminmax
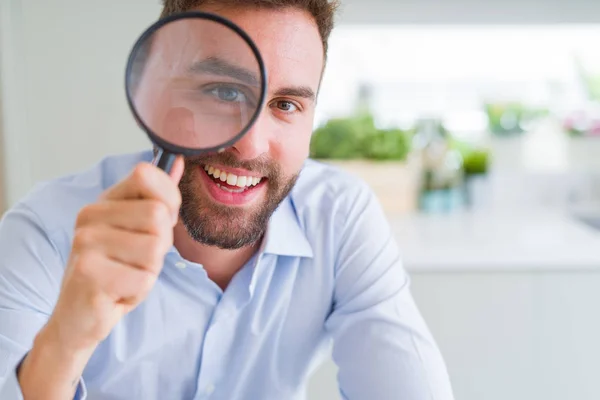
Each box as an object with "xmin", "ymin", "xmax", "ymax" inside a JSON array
[
  {"xmin": 205, "ymin": 383, "xmax": 215, "ymax": 394},
  {"xmin": 175, "ymin": 262, "xmax": 187, "ymax": 270}
]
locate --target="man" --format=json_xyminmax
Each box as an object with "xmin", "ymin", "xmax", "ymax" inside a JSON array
[{"xmin": 0, "ymin": 0, "xmax": 454, "ymax": 399}]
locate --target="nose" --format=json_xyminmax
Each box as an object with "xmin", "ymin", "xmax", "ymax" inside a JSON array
[{"xmin": 230, "ymin": 114, "xmax": 270, "ymax": 160}]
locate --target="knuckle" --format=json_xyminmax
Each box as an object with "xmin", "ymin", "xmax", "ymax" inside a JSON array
[
  {"xmin": 163, "ymin": 227, "xmax": 174, "ymax": 246},
  {"xmin": 138, "ymin": 271, "xmax": 157, "ymax": 294},
  {"xmin": 72, "ymin": 226, "xmax": 97, "ymax": 251},
  {"xmin": 72, "ymin": 250, "xmax": 100, "ymax": 278},
  {"xmin": 131, "ymin": 163, "xmax": 153, "ymax": 187},
  {"xmin": 147, "ymin": 236, "xmax": 167, "ymax": 265},
  {"xmin": 147, "ymin": 201, "xmax": 170, "ymax": 230},
  {"xmin": 75, "ymin": 204, "xmax": 99, "ymax": 227}
]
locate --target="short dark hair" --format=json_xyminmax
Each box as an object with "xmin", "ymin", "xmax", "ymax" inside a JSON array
[{"xmin": 160, "ymin": 0, "xmax": 339, "ymax": 62}]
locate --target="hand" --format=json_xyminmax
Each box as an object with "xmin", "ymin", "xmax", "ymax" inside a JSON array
[{"xmin": 46, "ymin": 157, "xmax": 184, "ymax": 353}]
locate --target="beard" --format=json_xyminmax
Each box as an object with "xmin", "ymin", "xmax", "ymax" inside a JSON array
[{"xmin": 178, "ymin": 151, "xmax": 299, "ymax": 250}]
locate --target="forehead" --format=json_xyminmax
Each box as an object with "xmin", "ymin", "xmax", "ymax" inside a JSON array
[
  {"xmin": 146, "ymin": 17, "xmax": 262, "ymax": 77},
  {"xmin": 193, "ymin": 6, "xmax": 325, "ymax": 92}
]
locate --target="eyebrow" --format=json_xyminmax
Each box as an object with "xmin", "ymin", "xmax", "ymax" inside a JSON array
[
  {"xmin": 274, "ymin": 86, "xmax": 316, "ymax": 102},
  {"xmin": 188, "ymin": 57, "xmax": 260, "ymax": 87}
]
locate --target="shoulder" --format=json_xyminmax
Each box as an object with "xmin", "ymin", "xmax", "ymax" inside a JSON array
[
  {"xmin": 289, "ymin": 159, "xmax": 382, "ymax": 242},
  {"xmin": 291, "ymin": 159, "xmax": 378, "ymax": 217},
  {"xmin": 5, "ymin": 150, "xmax": 152, "ymax": 240}
]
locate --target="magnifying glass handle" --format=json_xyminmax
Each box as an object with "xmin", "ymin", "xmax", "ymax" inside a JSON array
[{"xmin": 152, "ymin": 147, "xmax": 177, "ymax": 173}]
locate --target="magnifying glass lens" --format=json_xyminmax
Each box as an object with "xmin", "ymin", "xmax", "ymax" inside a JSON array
[{"xmin": 126, "ymin": 15, "xmax": 265, "ymax": 155}]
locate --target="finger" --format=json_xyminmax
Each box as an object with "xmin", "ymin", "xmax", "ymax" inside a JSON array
[
  {"xmin": 78, "ymin": 250, "xmax": 157, "ymax": 303},
  {"xmin": 76, "ymin": 200, "xmax": 174, "ymax": 234},
  {"xmin": 72, "ymin": 225, "xmax": 170, "ymax": 274},
  {"xmin": 102, "ymin": 162, "xmax": 181, "ymax": 216},
  {"xmin": 169, "ymin": 155, "xmax": 185, "ymax": 184}
]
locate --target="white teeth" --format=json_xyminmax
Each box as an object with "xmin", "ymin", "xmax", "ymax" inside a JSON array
[
  {"xmin": 226, "ymin": 174, "xmax": 237, "ymax": 186},
  {"xmin": 204, "ymin": 164, "xmax": 262, "ymax": 188},
  {"xmin": 216, "ymin": 183, "xmax": 245, "ymax": 193}
]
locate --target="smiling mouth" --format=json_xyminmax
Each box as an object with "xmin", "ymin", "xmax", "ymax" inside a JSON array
[{"xmin": 201, "ymin": 164, "xmax": 265, "ymax": 193}]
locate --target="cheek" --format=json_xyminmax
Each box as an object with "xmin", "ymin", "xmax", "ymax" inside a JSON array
[{"xmin": 272, "ymin": 121, "xmax": 312, "ymax": 176}]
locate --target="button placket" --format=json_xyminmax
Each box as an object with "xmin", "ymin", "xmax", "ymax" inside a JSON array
[
  {"xmin": 194, "ymin": 276, "xmax": 246, "ymax": 398},
  {"xmin": 194, "ymin": 314, "xmax": 236, "ymax": 399},
  {"xmin": 193, "ymin": 253, "xmax": 264, "ymax": 399}
]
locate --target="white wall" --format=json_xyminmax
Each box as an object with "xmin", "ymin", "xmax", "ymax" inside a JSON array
[
  {"xmin": 3, "ymin": 0, "xmax": 600, "ymax": 208},
  {"xmin": 336, "ymin": 0, "xmax": 600, "ymax": 24},
  {"xmin": 0, "ymin": 0, "xmax": 162, "ymax": 208}
]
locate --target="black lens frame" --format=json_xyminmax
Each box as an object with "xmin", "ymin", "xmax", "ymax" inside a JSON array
[{"xmin": 124, "ymin": 11, "xmax": 268, "ymax": 157}]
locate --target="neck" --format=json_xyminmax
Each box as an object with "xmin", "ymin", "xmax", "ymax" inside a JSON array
[{"xmin": 173, "ymin": 220, "xmax": 261, "ymax": 291}]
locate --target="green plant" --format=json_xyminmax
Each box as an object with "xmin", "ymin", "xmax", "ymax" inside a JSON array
[
  {"xmin": 310, "ymin": 113, "xmax": 412, "ymax": 161},
  {"xmin": 362, "ymin": 128, "xmax": 411, "ymax": 160},
  {"xmin": 484, "ymin": 102, "xmax": 549, "ymax": 136},
  {"xmin": 309, "ymin": 116, "xmax": 368, "ymax": 159},
  {"xmin": 484, "ymin": 102, "xmax": 525, "ymax": 135},
  {"xmin": 449, "ymin": 137, "xmax": 490, "ymax": 176},
  {"xmin": 462, "ymin": 150, "xmax": 489, "ymax": 176}
]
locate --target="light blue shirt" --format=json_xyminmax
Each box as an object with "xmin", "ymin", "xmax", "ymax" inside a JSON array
[{"xmin": 0, "ymin": 150, "xmax": 454, "ymax": 400}]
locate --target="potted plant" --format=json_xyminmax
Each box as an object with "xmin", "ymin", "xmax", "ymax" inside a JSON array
[
  {"xmin": 450, "ymin": 138, "xmax": 491, "ymax": 209},
  {"xmin": 309, "ymin": 112, "xmax": 419, "ymax": 215}
]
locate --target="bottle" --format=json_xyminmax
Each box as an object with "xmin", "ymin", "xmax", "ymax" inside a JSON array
[{"xmin": 413, "ymin": 117, "xmax": 464, "ymax": 212}]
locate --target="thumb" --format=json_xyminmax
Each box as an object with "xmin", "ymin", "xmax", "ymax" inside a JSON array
[{"xmin": 169, "ymin": 155, "xmax": 185, "ymax": 184}]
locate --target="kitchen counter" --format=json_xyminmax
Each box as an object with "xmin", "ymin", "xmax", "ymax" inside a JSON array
[
  {"xmin": 310, "ymin": 208, "xmax": 600, "ymax": 400},
  {"xmin": 389, "ymin": 209, "xmax": 600, "ymax": 272}
]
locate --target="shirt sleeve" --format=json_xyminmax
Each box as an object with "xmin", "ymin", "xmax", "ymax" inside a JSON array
[
  {"xmin": 0, "ymin": 204, "xmax": 87, "ymax": 399},
  {"xmin": 324, "ymin": 185, "xmax": 455, "ymax": 400}
]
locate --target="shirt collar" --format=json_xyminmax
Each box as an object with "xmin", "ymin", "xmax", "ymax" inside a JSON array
[
  {"xmin": 261, "ymin": 195, "xmax": 313, "ymax": 259},
  {"xmin": 167, "ymin": 196, "xmax": 313, "ymax": 259}
]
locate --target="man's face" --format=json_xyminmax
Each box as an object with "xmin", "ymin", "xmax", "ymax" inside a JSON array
[{"xmin": 134, "ymin": 7, "xmax": 324, "ymax": 249}]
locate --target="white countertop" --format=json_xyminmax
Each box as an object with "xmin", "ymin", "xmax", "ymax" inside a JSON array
[{"xmin": 389, "ymin": 209, "xmax": 600, "ymax": 273}]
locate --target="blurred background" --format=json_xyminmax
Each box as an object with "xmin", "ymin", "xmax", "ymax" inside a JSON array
[{"xmin": 2, "ymin": 0, "xmax": 600, "ymax": 399}]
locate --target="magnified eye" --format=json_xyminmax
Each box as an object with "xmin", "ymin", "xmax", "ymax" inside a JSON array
[{"xmin": 207, "ymin": 85, "xmax": 246, "ymax": 103}]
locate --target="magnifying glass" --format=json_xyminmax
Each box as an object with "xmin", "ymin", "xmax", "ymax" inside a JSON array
[{"xmin": 125, "ymin": 11, "xmax": 267, "ymax": 173}]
